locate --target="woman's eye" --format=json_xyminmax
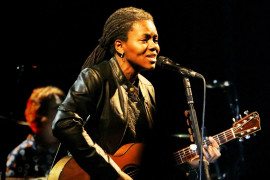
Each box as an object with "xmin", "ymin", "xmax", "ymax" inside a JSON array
[{"xmin": 141, "ymin": 38, "xmax": 158, "ymax": 43}]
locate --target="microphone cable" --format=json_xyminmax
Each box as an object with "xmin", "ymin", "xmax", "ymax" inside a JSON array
[{"xmin": 199, "ymin": 76, "xmax": 210, "ymax": 180}]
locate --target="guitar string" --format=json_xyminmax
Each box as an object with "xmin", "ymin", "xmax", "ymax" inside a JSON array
[
  {"xmin": 130, "ymin": 115, "xmax": 257, "ymax": 172},
  {"xmin": 153, "ymin": 115, "xmax": 257, "ymax": 165},
  {"xmin": 140, "ymin": 115, "xmax": 258, "ymax": 169},
  {"xmin": 175, "ymin": 120, "xmax": 252, "ymax": 156},
  {"xmin": 174, "ymin": 133, "xmax": 232, "ymax": 163},
  {"xmin": 128, "ymin": 115, "xmax": 258, "ymax": 176},
  {"xmin": 173, "ymin": 120, "xmax": 254, "ymax": 163},
  {"xmin": 127, "ymin": 168, "xmax": 140, "ymax": 179},
  {"xmin": 174, "ymin": 128, "xmax": 234, "ymax": 156},
  {"xmin": 174, "ymin": 125, "xmax": 255, "ymax": 164},
  {"xmin": 174, "ymin": 134, "xmax": 233, "ymax": 163},
  {"xmin": 174, "ymin": 129, "xmax": 234, "ymax": 157},
  {"xmin": 176, "ymin": 114, "xmax": 259, "ymax": 164},
  {"xmin": 175, "ymin": 134, "xmax": 231, "ymax": 156}
]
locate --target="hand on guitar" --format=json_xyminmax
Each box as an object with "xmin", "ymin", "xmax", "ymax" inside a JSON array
[
  {"xmin": 189, "ymin": 137, "xmax": 221, "ymax": 168},
  {"xmin": 116, "ymin": 171, "xmax": 133, "ymax": 180}
]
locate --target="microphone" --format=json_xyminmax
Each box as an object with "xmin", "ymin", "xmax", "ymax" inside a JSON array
[{"xmin": 157, "ymin": 56, "xmax": 203, "ymax": 78}]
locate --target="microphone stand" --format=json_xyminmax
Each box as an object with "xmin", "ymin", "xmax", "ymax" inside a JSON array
[{"xmin": 183, "ymin": 77, "xmax": 210, "ymax": 180}]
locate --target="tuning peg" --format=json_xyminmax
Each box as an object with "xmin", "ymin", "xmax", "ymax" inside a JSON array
[
  {"xmin": 239, "ymin": 138, "xmax": 244, "ymax": 142},
  {"xmin": 244, "ymin": 110, "xmax": 249, "ymax": 115},
  {"xmin": 239, "ymin": 114, "xmax": 242, "ymax": 119},
  {"xmin": 245, "ymin": 135, "xmax": 251, "ymax": 139},
  {"xmin": 253, "ymin": 133, "xmax": 256, "ymax": 136},
  {"xmin": 232, "ymin": 117, "xmax": 236, "ymax": 122}
]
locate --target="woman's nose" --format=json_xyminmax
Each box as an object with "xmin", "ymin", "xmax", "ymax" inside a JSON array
[{"xmin": 149, "ymin": 40, "xmax": 160, "ymax": 52}]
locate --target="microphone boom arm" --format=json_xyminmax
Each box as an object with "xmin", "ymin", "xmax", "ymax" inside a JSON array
[{"xmin": 157, "ymin": 56, "xmax": 203, "ymax": 79}]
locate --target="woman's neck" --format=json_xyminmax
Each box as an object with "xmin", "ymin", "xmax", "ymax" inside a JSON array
[{"xmin": 116, "ymin": 56, "xmax": 138, "ymax": 84}]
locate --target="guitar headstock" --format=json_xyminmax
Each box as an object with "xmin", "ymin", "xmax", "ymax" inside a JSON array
[{"xmin": 233, "ymin": 111, "xmax": 261, "ymax": 139}]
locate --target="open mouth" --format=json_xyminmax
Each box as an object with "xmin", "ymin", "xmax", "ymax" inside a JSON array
[{"xmin": 146, "ymin": 55, "xmax": 157, "ymax": 62}]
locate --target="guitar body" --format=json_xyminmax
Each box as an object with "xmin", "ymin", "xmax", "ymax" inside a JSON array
[
  {"xmin": 48, "ymin": 143, "xmax": 144, "ymax": 180},
  {"xmin": 48, "ymin": 156, "xmax": 90, "ymax": 180}
]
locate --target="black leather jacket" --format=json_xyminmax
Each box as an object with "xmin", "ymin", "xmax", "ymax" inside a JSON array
[{"xmin": 52, "ymin": 57, "xmax": 156, "ymax": 180}]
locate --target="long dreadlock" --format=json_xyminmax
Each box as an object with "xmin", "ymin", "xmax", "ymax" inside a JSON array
[{"xmin": 81, "ymin": 7, "xmax": 154, "ymax": 70}]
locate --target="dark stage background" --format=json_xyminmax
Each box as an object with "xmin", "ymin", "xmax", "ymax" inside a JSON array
[{"xmin": 1, "ymin": 0, "xmax": 269, "ymax": 179}]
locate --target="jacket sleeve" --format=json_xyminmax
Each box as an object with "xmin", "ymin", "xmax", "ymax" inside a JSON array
[{"xmin": 52, "ymin": 68, "xmax": 121, "ymax": 180}]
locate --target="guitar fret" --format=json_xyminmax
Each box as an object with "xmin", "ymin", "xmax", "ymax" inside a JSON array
[
  {"xmin": 228, "ymin": 131, "xmax": 232, "ymax": 142},
  {"xmin": 175, "ymin": 146, "xmax": 200, "ymax": 165},
  {"xmin": 213, "ymin": 135, "xmax": 220, "ymax": 145},
  {"xmin": 175, "ymin": 152, "xmax": 181, "ymax": 164},
  {"xmin": 184, "ymin": 148, "xmax": 189, "ymax": 162},
  {"xmin": 220, "ymin": 132, "xmax": 226, "ymax": 144},
  {"xmin": 223, "ymin": 131, "xmax": 227, "ymax": 142},
  {"xmin": 231, "ymin": 128, "xmax": 236, "ymax": 138},
  {"xmin": 179, "ymin": 150, "xmax": 183, "ymax": 164},
  {"xmin": 218, "ymin": 134, "xmax": 222, "ymax": 144}
]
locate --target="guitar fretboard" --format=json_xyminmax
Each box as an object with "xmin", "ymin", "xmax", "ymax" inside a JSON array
[{"xmin": 174, "ymin": 128, "xmax": 235, "ymax": 165}]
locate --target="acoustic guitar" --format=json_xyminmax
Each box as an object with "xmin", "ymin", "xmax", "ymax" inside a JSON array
[{"xmin": 48, "ymin": 111, "xmax": 261, "ymax": 180}]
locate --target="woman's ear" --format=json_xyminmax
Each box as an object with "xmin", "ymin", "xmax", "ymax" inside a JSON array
[{"xmin": 114, "ymin": 39, "xmax": 124, "ymax": 55}]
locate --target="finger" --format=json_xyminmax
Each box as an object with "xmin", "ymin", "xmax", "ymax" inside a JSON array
[
  {"xmin": 207, "ymin": 146, "xmax": 218, "ymax": 162},
  {"xmin": 202, "ymin": 148, "xmax": 210, "ymax": 159},
  {"xmin": 189, "ymin": 155, "xmax": 200, "ymax": 168},
  {"xmin": 209, "ymin": 137, "xmax": 219, "ymax": 149},
  {"xmin": 212, "ymin": 146, "xmax": 221, "ymax": 158},
  {"xmin": 208, "ymin": 146, "xmax": 221, "ymax": 163},
  {"xmin": 206, "ymin": 146, "xmax": 215, "ymax": 162},
  {"xmin": 190, "ymin": 155, "xmax": 200, "ymax": 162}
]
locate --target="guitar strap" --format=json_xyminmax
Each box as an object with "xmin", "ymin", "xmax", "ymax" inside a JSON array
[
  {"xmin": 49, "ymin": 143, "xmax": 62, "ymax": 172},
  {"xmin": 49, "ymin": 142, "xmax": 71, "ymax": 174}
]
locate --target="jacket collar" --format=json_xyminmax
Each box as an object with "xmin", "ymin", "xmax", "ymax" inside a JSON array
[
  {"xmin": 109, "ymin": 56, "xmax": 152, "ymax": 98},
  {"xmin": 109, "ymin": 56, "xmax": 141, "ymax": 97},
  {"xmin": 109, "ymin": 56, "xmax": 128, "ymax": 86}
]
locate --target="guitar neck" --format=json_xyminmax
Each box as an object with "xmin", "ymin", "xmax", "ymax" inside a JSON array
[{"xmin": 174, "ymin": 128, "xmax": 236, "ymax": 165}]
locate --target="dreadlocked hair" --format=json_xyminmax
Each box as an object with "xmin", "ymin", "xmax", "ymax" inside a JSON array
[{"xmin": 82, "ymin": 7, "xmax": 154, "ymax": 69}]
